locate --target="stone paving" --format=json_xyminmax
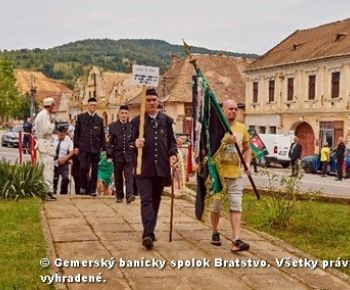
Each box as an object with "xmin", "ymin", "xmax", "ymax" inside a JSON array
[{"xmin": 42, "ymin": 195, "xmax": 350, "ymax": 290}]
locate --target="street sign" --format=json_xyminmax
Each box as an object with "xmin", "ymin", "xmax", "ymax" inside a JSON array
[{"xmin": 132, "ymin": 65, "xmax": 159, "ymax": 87}]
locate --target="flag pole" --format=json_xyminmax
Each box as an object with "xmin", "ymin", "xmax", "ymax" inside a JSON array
[
  {"xmin": 136, "ymin": 85, "xmax": 147, "ymax": 175},
  {"xmin": 183, "ymin": 40, "xmax": 260, "ymax": 200}
]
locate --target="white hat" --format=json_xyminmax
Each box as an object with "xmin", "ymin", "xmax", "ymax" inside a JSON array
[{"xmin": 43, "ymin": 97, "xmax": 54, "ymax": 106}]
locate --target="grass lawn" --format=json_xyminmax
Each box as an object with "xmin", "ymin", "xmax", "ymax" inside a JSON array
[
  {"xmin": 242, "ymin": 193, "xmax": 350, "ymax": 276},
  {"xmin": 0, "ymin": 198, "xmax": 54, "ymax": 290}
]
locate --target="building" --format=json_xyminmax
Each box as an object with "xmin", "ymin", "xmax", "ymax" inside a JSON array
[
  {"xmin": 127, "ymin": 54, "xmax": 253, "ymax": 134},
  {"xmin": 15, "ymin": 69, "xmax": 72, "ymax": 121},
  {"xmin": 70, "ymin": 66, "xmax": 142, "ymax": 125},
  {"xmin": 245, "ymin": 18, "xmax": 350, "ymax": 156}
]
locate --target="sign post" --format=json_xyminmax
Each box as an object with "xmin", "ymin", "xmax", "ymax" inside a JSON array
[{"xmin": 132, "ymin": 65, "xmax": 159, "ymax": 175}]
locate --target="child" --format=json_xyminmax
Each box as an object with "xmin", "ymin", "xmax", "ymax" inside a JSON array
[{"xmin": 97, "ymin": 152, "xmax": 114, "ymax": 195}]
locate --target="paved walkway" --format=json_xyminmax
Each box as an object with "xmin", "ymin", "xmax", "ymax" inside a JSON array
[{"xmin": 42, "ymin": 196, "xmax": 350, "ymax": 290}]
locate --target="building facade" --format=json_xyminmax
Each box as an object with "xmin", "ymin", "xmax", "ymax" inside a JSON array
[
  {"xmin": 70, "ymin": 66, "xmax": 143, "ymax": 125},
  {"xmin": 245, "ymin": 18, "xmax": 350, "ymax": 156}
]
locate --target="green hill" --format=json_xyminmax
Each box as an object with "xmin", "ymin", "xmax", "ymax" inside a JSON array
[{"xmin": 0, "ymin": 39, "xmax": 259, "ymax": 87}]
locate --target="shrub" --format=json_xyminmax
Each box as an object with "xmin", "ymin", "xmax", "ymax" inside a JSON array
[
  {"xmin": 260, "ymin": 169, "xmax": 300, "ymax": 229},
  {"xmin": 0, "ymin": 160, "xmax": 49, "ymax": 199}
]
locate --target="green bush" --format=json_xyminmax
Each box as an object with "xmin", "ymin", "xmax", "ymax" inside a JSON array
[
  {"xmin": 0, "ymin": 160, "xmax": 49, "ymax": 199},
  {"xmin": 260, "ymin": 169, "xmax": 300, "ymax": 229}
]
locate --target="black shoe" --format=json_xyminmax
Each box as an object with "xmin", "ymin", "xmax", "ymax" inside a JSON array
[
  {"xmin": 126, "ymin": 195, "xmax": 136, "ymax": 204},
  {"xmin": 142, "ymin": 237, "xmax": 154, "ymax": 249},
  {"xmin": 211, "ymin": 232, "xmax": 222, "ymax": 246},
  {"xmin": 44, "ymin": 193, "xmax": 57, "ymax": 201},
  {"xmin": 335, "ymin": 178, "xmax": 342, "ymax": 181},
  {"xmin": 231, "ymin": 239, "xmax": 250, "ymax": 252},
  {"xmin": 116, "ymin": 198, "xmax": 123, "ymax": 203}
]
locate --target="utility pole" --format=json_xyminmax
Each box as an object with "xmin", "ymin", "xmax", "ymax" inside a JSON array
[
  {"xmin": 29, "ymin": 74, "xmax": 37, "ymax": 118},
  {"xmin": 159, "ymin": 76, "xmax": 173, "ymax": 110}
]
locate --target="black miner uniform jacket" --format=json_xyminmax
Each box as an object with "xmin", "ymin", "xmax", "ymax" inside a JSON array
[
  {"xmin": 107, "ymin": 120, "xmax": 134, "ymax": 162},
  {"xmin": 131, "ymin": 112, "xmax": 177, "ymax": 178},
  {"xmin": 73, "ymin": 112, "xmax": 106, "ymax": 153}
]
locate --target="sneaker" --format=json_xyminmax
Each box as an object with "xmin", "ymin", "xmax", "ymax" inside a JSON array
[
  {"xmin": 116, "ymin": 198, "xmax": 123, "ymax": 203},
  {"xmin": 89, "ymin": 192, "xmax": 97, "ymax": 197},
  {"xmin": 142, "ymin": 236, "xmax": 154, "ymax": 249},
  {"xmin": 43, "ymin": 193, "xmax": 57, "ymax": 201},
  {"xmin": 126, "ymin": 195, "xmax": 136, "ymax": 204},
  {"xmin": 211, "ymin": 232, "xmax": 222, "ymax": 246},
  {"xmin": 231, "ymin": 239, "xmax": 250, "ymax": 252}
]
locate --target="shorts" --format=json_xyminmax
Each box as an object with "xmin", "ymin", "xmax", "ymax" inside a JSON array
[{"xmin": 210, "ymin": 177, "xmax": 243, "ymax": 213}]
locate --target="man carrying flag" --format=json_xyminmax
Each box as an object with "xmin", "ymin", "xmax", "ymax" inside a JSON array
[{"xmin": 209, "ymin": 99, "xmax": 252, "ymax": 252}]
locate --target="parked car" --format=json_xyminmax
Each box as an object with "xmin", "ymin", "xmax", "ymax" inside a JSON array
[
  {"xmin": 1, "ymin": 126, "xmax": 23, "ymax": 148},
  {"xmin": 258, "ymin": 133, "xmax": 294, "ymax": 168},
  {"xmin": 301, "ymin": 148, "xmax": 350, "ymax": 177}
]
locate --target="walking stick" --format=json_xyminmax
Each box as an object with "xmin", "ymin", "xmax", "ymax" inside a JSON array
[
  {"xmin": 169, "ymin": 167, "xmax": 176, "ymax": 242},
  {"xmin": 69, "ymin": 163, "xmax": 72, "ymax": 195},
  {"xmin": 136, "ymin": 85, "xmax": 147, "ymax": 175}
]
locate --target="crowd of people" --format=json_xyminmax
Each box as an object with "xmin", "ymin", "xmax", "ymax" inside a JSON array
[{"xmin": 30, "ymin": 89, "xmax": 252, "ymax": 252}]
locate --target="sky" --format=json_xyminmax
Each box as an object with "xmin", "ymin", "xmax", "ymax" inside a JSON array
[{"xmin": 1, "ymin": 0, "xmax": 350, "ymax": 54}]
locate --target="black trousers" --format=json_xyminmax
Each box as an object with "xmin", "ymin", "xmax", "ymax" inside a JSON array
[
  {"xmin": 136, "ymin": 177, "xmax": 166, "ymax": 239},
  {"xmin": 321, "ymin": 161, "xmax": 329, "ymax": 176},
  {"xmin": 336, "ymin": 159, "xmax": 343, "ymax": 180},
  {"xmin": 291, "ymin": 158, "xmax": 299, "ymax": 176},
  {"xmin": 53, "ymin": 165, "xmax": 70, "ymax": 194},
  {"xmin": 71, "ymin": 155, "xmax": 81, "ymax": 195},
  {"xmin": 79, "ymin": 152, "xmax": 99, "ymax": 194},
  {"xmin": 251, "ymin": 156, "xmax": 258, "ymax": 173},
  {"xmin": 114, "ymin": 161, "xmax": 133, "ymax": 199},
  {"xmin": 23, "ymin": 135, "xmax": 31, "ymax": 151}
]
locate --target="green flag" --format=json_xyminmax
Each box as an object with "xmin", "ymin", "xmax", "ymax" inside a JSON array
[{"xmin": 248, "ymin": 127, "xmax": 268, "ymax": 160}]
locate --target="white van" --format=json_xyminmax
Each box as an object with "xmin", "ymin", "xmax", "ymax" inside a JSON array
[{"xmin": 258, "ymin": 134, "xmax": 294, "ymax": 167}]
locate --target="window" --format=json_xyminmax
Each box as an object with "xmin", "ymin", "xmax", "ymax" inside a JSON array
[
  {"xmin": 259, "ymin": 126, "xmax": 266, "ymax": 134},
  {"xmin": 253, "ymin": 82, "xmax": 258, "ymax": 103},
  {"xmin": 249, "ymin": 125, "xmax": 256, "ymax": 133},
  {"xmin": 287, "ymin": 78, "xmax": 294, "ymax": 101},
  {"xmin": 308, "ymin": 75, "xmax": 316, "ymax": 100},
  {"xmin": 93, "ymin": 91, "xmax": 96, "ymax": 98},
  {"xmin": 269, "ymin": 126, "xmax": 276, "ymax": 134},
  {"xmin": 89, "ymin": 91, "xmax": 91, "ymax": 98},
  {"xmin": 268, "ymin": 80, "xmax": 275, "ymax": 102},
  {"xmin": 331, "ymin": 72, "xmax": 340, "ymax": 98}
]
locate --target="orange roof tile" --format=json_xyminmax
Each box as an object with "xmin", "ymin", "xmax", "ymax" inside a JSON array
[
  {"xmin": 248, "ymin": 18, "xmax": 350, "ymax": 71},
  {"xmin": 128, "ymin": 54, "xmax": 253, "ymax": 105}
]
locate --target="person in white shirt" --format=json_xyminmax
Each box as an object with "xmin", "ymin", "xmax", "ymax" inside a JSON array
[
  {"xmin": 53, "ymin": 127, "xmax": 75, "ymax": 195},
  {"xmin": 34, "ymin": 97, "xmax": 56, "ymax": 198}
]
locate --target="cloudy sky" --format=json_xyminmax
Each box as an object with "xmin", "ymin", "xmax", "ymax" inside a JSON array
[{"xmin": 1, "ymin": 0, "xmax": 350, "ymax": 54}]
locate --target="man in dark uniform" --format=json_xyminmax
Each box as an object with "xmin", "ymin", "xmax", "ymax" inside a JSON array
[
  {"xmin": 107, "ymin": 105, "xmax": 135, "ymax": 203},
  {"xmin": 132, "ymin": 88, "xmax": 178, "ymax": 249},
  {"xmin": 288, "ymin": 136, "xmax": 302, "ymax": 177},
  {"xmin": 73, "ymin": 97, "xmax": 106, "ymax": 196},
  {"xmin": 335, "ymin": 137, "xmax": 346, "ymax": 181}
]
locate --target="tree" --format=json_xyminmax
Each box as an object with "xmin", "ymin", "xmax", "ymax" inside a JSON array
[
  {"xmin": 0, "ymin": 58, "xmax": 21, "ymax": 118},
  {"xmin": 15, "ymin": 92, "xmax": 39, "ymax": 120}
]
